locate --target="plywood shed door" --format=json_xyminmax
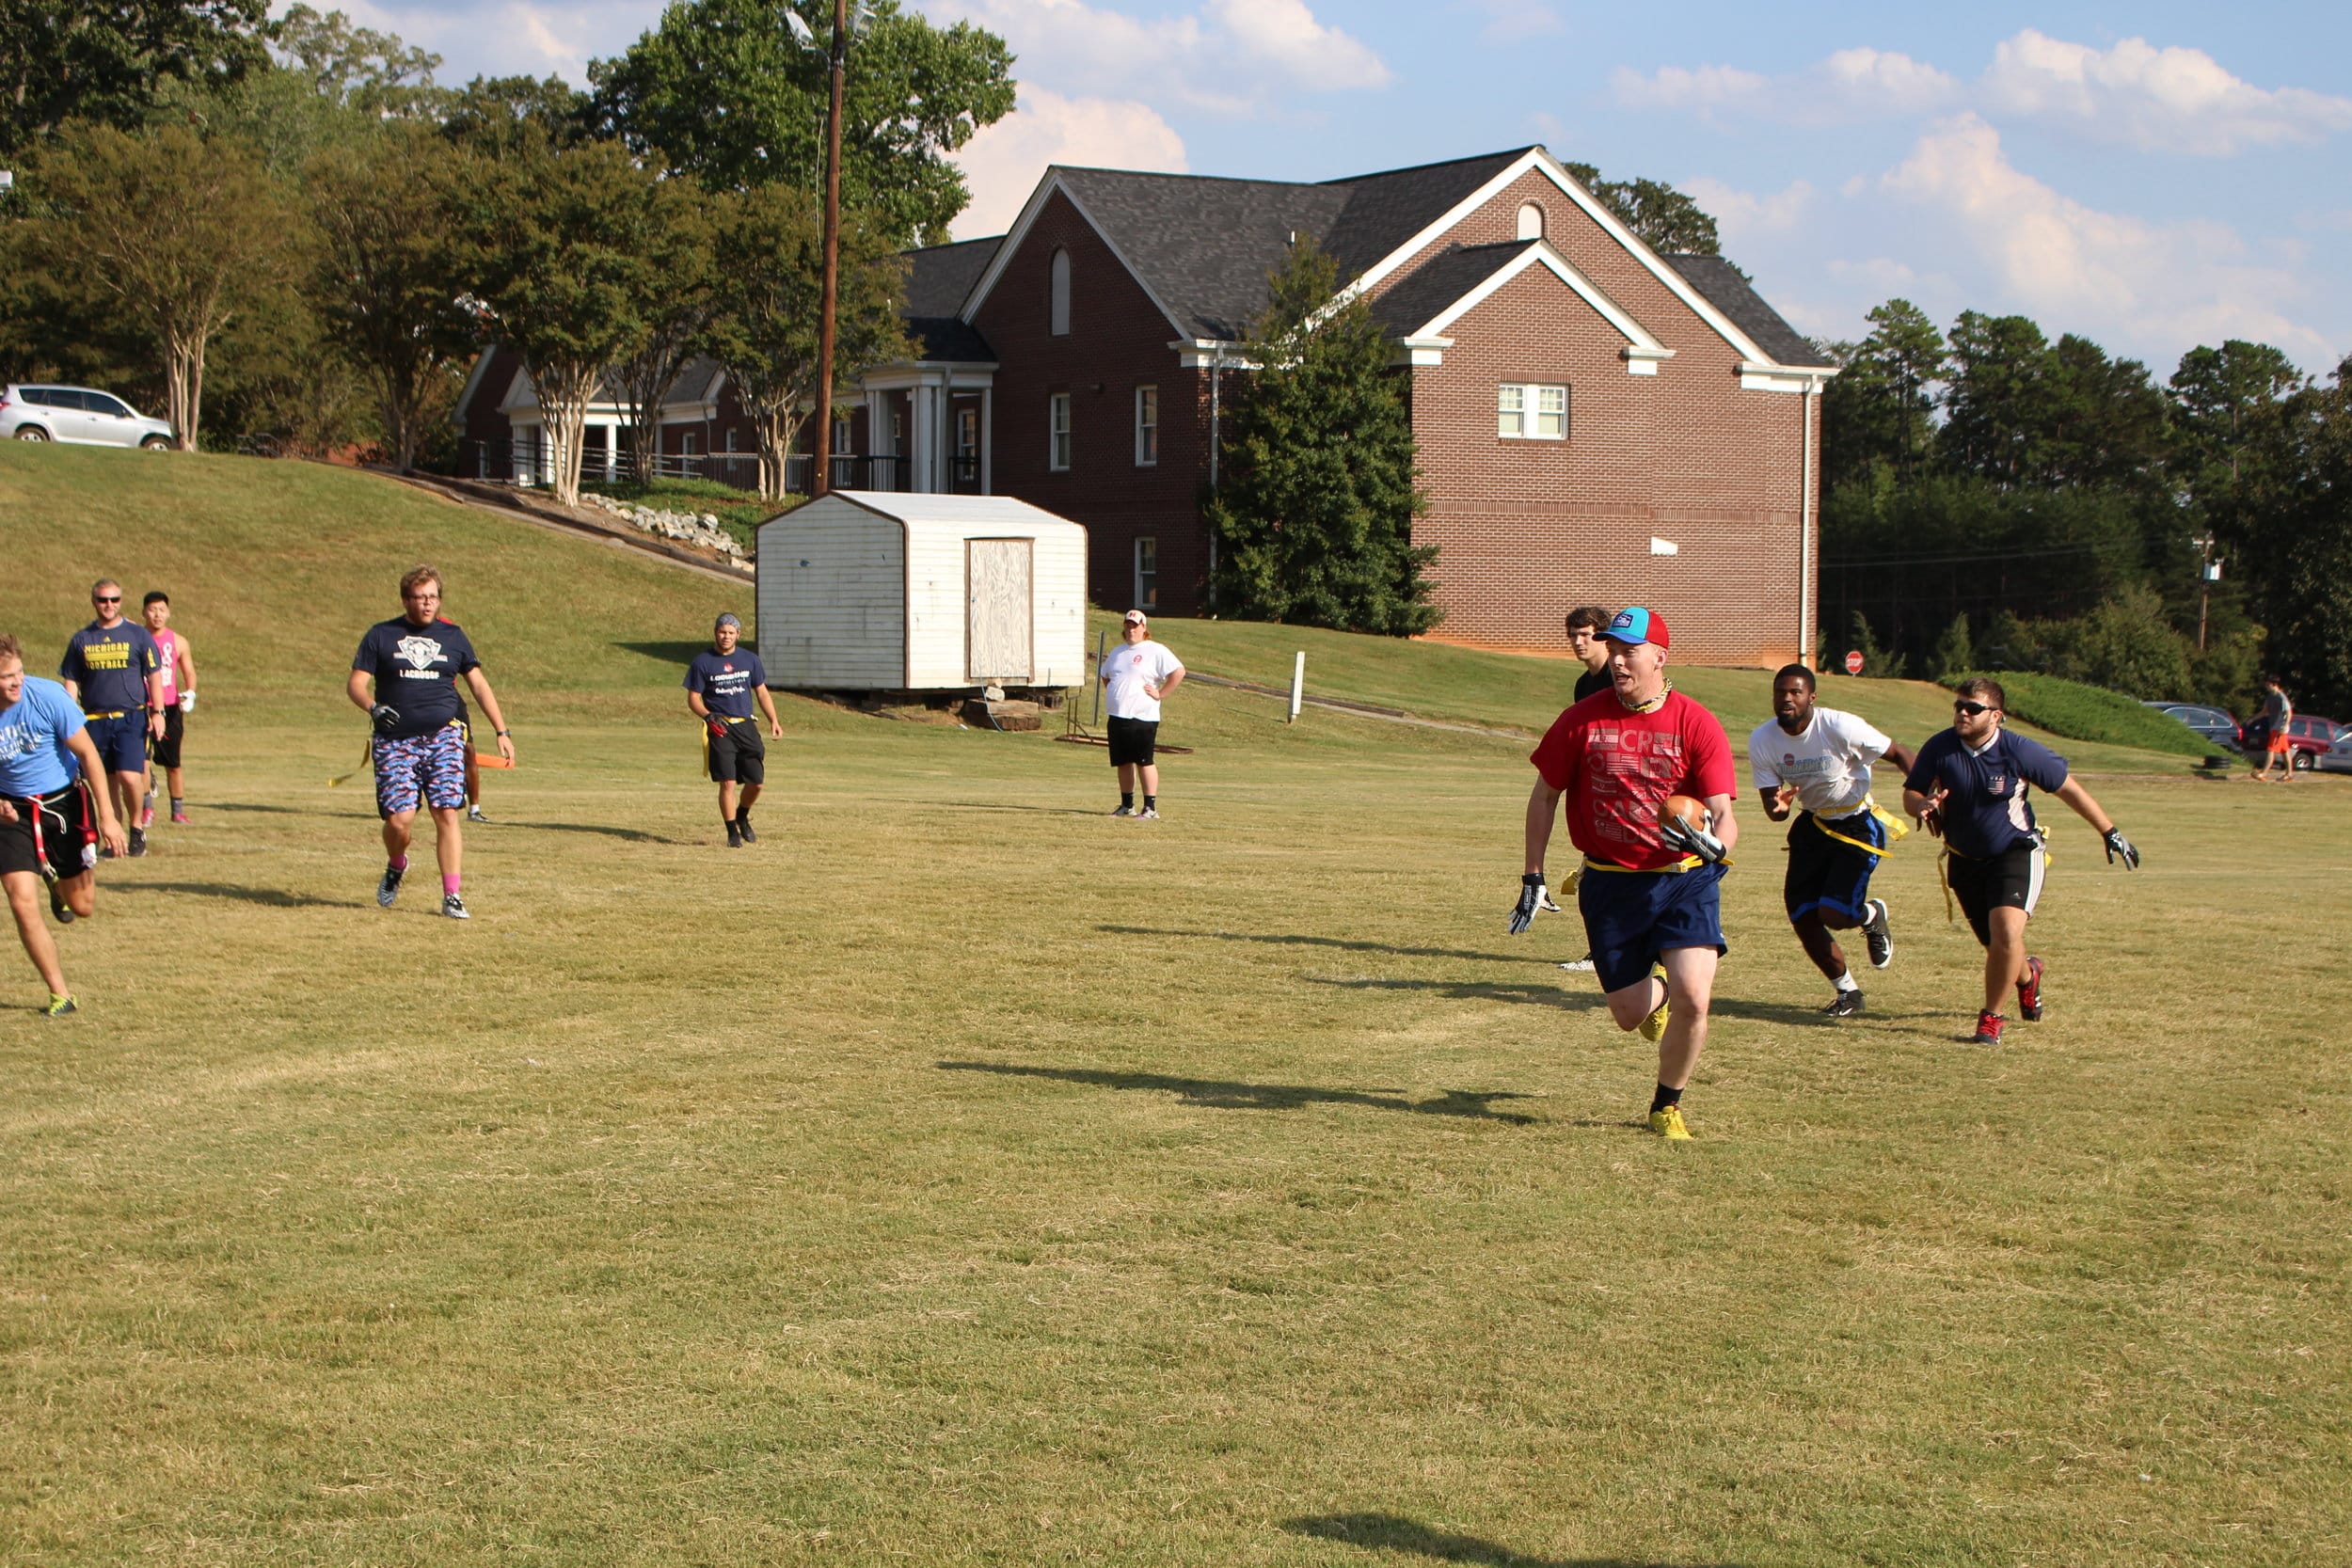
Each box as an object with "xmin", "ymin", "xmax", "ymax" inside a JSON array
[{"xmin": 966, "ymin": 537, "xmax": 1034, "ymax": 682}]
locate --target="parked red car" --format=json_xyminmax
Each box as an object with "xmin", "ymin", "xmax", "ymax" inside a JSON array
[{"xmin": 2242, "ymin": 713, "xmax": 2344, "ymax": 769}]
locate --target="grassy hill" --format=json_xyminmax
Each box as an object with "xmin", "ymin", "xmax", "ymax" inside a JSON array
[{"xmin": 1, "ymin": 444, "xmax": 2344, "ymax": 1567}]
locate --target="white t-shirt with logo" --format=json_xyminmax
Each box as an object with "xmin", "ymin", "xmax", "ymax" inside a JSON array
[
  {"xmin": 1100, "ymin": 639, "xmax": 1184, "ymax": 722},
  {"xmin": 1748, "ymin": 706, "xmax": 1892, "ymax": 818}
]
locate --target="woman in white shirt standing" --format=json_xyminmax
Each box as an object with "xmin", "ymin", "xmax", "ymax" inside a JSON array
[{"xmin": 1100, "ymin": 610, "xmax": 1184, "ymax": 819}]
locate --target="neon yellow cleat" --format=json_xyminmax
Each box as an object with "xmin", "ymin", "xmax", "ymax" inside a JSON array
[
  {"xmin": 1638, "ymin": 962, "xmax": 1671, "ymax": 1043},
  {"xmin": 42, "ymin": 993, "xmax": 78, "ymax": 1019},
  {"xmin": 1648, "ymin": 1105, "xmax": 1691, "ymax": 1140}
]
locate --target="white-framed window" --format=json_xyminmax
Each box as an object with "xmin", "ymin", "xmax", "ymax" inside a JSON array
[
  {"xmin": 724, "ymin": 427, "xmax": 740, "ymax": 452},
  {"xmin": 1048, "ymin": 392, "xmax": 1072, "ymax": 470},
  {"xmin": 1134, "ymin": 536, "xmax": 1158, "ymax": 610},
  {"xmin": 956, "ymin": 405, "xmax": 978, "ymax": 460},
  {"xmin": 1135, "ymin": 385, "xmax": 1158, "ymax": 467},
  {"xmin": 1517, "ymin": 201, "xmax": 1545, "ymax": 241},
  {"xmin": 1498, "ymin": 382, "xmax": 1568, "ymax": 440},
  {"xmin": 681, "ymin": 430, "xmax": 701, "ymax": 456},
  {"xmin": 1049, "ymin": 248, "xmax": 1072, "ymax": 336},
  {"xmin": 832, "ymin": 414, "xmax": 852, "ymax": 454}
]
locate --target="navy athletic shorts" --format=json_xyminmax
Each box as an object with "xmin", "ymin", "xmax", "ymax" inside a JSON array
[
  {"xmin": 1578, "ymin": 860, "xmax": 1727, "ymax": 994},
  {"xmin": 1784, "ymin": 808, "xmax": 1884, "ymax": 924},
  {"xmin": 84, "ymin": 712, "xmax": 150, "ymax": 774}
]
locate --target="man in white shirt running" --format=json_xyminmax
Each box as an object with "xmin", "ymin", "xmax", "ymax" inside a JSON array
[
  {"xmin": 1749, "ymin": 663, "xmax": 1917, "ymax": 1018},
  {"xmin": 1099, "ymin": 610, "xmax": 1184, "ymax": 818}
]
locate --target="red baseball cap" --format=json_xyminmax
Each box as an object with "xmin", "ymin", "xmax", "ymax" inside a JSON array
[{"xmin": 1603, "ymin": 606, "xmax": 1669, "ymax": 650}]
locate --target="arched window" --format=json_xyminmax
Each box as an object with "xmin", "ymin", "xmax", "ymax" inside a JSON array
[
  {"xmin": 1517, "ymin": 202, "xmax": 1545, "ymax": 242},
  {"xmin": 1049, "ymin": 248, "xmax": 1072, "ymax": 336}
]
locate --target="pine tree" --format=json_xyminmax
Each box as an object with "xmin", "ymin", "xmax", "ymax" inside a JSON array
[{"xmin": 1206, "ymin": 238, "xmax": 1438, "ymax": 634}]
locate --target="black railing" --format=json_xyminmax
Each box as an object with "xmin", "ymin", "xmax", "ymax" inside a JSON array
[{"xmin": 453, "ymin": 438, "xmax": 800, "ymax": 496}]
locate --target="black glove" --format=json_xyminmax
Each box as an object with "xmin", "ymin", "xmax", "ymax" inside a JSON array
[
  {"xmin": 369, "ymin": 704, "xmax": 400, "ymax": 734},
  {"xmin": 2103, "ymin": 827, "xmax": 2140, "ymax": 869},
  {"xmin": 1508, "ymin": 873, "xmax": 1548, "ymax": 935},
  {"xmin": 1661, "ymin": 808, "xmax": 1730, "ymax": 864}
]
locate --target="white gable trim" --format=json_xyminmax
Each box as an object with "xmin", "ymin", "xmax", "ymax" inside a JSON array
[
  {"xmin": 957, "ymin": 170, "xmax": 1191, "ymax": 342},
  {"xmin": 1406, "ymin": 243, "xmax": 1674, "ymax": 374},
  {"xmin": 1346, "ymin": 146, "xmax": 1788, "ymax": 368}
]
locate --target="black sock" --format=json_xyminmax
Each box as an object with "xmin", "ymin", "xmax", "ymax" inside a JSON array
[
  {"xmin": 1143, "ymin": 794, "xmax": 1156, "ymax": 810},
  {"xmin": 1120, "ymin": 791, "xmax": 1135, "ymax": 808},
  {"xmin": 1650, "ymin": 1083, "xmax": 1683, "ymax": 1115}
]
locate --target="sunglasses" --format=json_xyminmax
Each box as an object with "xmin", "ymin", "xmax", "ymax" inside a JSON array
[
  {"xmin": 93, "ymin": 594, "xmax": 121, "ymax": 604},
  {"xmin": 1953, "ymin": 700, "xmax": 1995, "ymax": 717}
]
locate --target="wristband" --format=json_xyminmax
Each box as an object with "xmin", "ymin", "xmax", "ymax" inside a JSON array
[{"xmin": 496, "ymin": 729, "xmax": 510, "ymax": 736}]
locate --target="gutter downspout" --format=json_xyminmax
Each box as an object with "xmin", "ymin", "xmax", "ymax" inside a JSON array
[
  {"xmin": 1800, "ymin": 374, "xmax": 1818, "ymax": 668},
  {"xmin": 1207, "ymin": 346, "xmax": 1223, "ymax": 613}
]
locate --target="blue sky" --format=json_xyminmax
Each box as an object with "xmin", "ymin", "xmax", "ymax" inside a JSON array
[{"xmin": 342, "ymin": 0, "xmax": 2352, "ymax": 375}]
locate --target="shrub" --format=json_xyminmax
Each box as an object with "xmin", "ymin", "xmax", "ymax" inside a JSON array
[{"xmin": 1948, "ymin": 671, "xmax": 2227, "ymax": 759}]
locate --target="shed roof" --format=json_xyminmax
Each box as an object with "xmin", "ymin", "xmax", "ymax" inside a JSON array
[{"xmin": 767, "ymin": 490, "xmax": 1087, "ymax": 534}]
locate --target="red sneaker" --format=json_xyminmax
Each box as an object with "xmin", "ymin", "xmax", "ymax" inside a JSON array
[
  {"xmin": 1971, "ymin": 1010, "xmax": 2007, "ymax": 1046},
  {"xmin": 2017, "ymin": 956, "xmax": 2044, "ymax": 1022}
]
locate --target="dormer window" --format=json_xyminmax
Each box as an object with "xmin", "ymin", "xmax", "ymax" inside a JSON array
[
  {"xmin": 1049, "ymin": 248, "xmax": 1072, "ymax": 336},
  {"xmin": 1517, "ymin": 202, "xmax": 1545, "ymax": 242}
]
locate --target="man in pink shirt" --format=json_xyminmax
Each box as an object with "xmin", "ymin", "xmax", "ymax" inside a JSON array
[{"xmin": 140, "ymin": 592, "xmax": 199, "ymax": 826}]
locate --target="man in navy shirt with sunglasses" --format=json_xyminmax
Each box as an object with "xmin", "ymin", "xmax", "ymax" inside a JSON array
[{"xmin": 1904, "ymin": 676, "xmax": 2139, "ymax": 1045}]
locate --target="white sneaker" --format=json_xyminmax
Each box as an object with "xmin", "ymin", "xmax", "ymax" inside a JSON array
[
  {"xmin": 1557, "ymin": 957, "xmax": 1596, "ymax": 972},
  {"xmin": 1137, "ymin": 806, "xmax": 1160, "ymax": 819},
  {"xmin": 467, "ymin": 805, "xmax": 487, "ymax": 823},
  {"xmin": 1111, "ymin": 803, "xmax": 1136, "ymax": 816},
  {"xmin": 441, "ymin": 893, "xmax": 470, "ymax": 920}
]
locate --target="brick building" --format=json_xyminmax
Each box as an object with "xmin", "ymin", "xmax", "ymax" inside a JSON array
[{"xmin": 454, "ymin": 144, "xmax": 1836, "ymax": 666}]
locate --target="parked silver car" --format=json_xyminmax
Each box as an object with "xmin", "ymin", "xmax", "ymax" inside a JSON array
[{"xmin": 1, "ymin": 385, "xmax": 175, "ymax": 447}]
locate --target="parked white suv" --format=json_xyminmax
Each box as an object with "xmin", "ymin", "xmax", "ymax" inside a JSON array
[{"xmin": 1, "ymin": 385, "xmax": 176, "ymax": 448}]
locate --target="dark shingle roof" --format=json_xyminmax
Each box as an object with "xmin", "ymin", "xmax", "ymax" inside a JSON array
[
  {"xmin": 1367, "ymin": 241, "xmax": 1536, "ymax": 337},
  {"xmin": 906, "ymin": 316, "xmax": 994, "ymax": 363},
  {"xmin": 1661, "ymin": 254, "xmax": 1828, "ymax": 368},
  {"xmin": 903, "ymin": 236, "xmax": 1001, "ymax": 316},
  {"xmin": 1056, "ymin": 168, "xmax": 1351, "ymax": 341},
  {"xmin": 1316, "ymin": 148, "xmax": 1534, "ymax": 277},
  {"xmin": 1045, "ymin": 150, "xmax": 1532, "ymax": 341}
]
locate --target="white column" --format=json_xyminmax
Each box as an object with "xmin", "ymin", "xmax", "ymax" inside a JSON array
[{"xmin": 979, "ymin": 387, "xmax": 993, "ymax": 495}]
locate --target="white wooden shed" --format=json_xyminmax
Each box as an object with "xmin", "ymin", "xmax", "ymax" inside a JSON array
[{"xmin": 755, "ymin": 491, "xmax": 1090, "ymax": 692}]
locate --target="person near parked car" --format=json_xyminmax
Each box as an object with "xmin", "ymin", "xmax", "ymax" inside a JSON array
[
  {"xmin": 2254, "ymin": 675, "xmax": 2296, "ymax": 783},
  {"xmin": 58, "ymin": 579, "xmax": 166, "ymax": 858}
]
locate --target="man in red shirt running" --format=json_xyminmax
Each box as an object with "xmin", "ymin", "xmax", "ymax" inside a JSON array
[{"xmin": 1509, "ymin": 607, "xmax": 1740, "ymax": 1139}]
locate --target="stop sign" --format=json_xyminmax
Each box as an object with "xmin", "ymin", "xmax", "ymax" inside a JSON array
[{"xmin": 1844, "ymin": 649, "xmax": 1865, "ymax": 675}]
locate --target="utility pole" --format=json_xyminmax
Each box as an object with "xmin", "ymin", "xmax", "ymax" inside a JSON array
[
  {"xmin": 811, "ymin": 0, "xmax": 848, "ymax": 498},
  {"xmin": 2193, "ymin": 533, "xmax": 2221, "ymax": 651}
]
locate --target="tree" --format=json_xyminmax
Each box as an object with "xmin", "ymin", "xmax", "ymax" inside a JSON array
[
  {"xmin": 19, "ymin": 121, "xmax": 294, "ymax": 448},
  {"xmin": 703, "ymin": 183, "xmax": 910, "ymax": 501},
  {"xmin": 440, "ymin": 73, "xmax": 590, "ymax": 155},
  {"xmin": 2041, "ymin": 334, "xmax": 2168, "ymax": 492},
  {"xmin": 1206, "ymin": 238, "xmax": 1438, "ymax": 635},
  {"xmin": 1, "ymin": 0, "xmax": 269, "ymax": 160},
  {"xmin": 446, "ymin": 135, "xmax": 667, "ymax": 504},
  {"xmin": 1928, "ymin": 612, "xmax": 1976, "ymax": 684},
  {"xmin": 1821, "ymin": 298, "xmax": 1946, "ymax": 488},
  {"xmin": 306, "ymin": 122, "xmax": 476, "ymax": 471},
  {"xmin": 270, "ymin": 4, "xmax": 444, "ymax": 118},
  {"xmin": 587, "ymin": 0, "xmax": 1014, "ymax": 245},
  {"xmin": 1562, "ymin": 161, "xmax": 1723, "ymax": 258},
  {"xmin": 613, "ymin": 182, "xmax": 721, "ymax": 484},
  {"xmin": 2169, "ymin": 340, "xmax": 2305, "ymax": 520},
  {"xmin": 1941, "ymin": 310, "xmax": 2055, "ymax": 487}
]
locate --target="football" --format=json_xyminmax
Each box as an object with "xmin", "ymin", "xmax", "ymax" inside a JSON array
[{"xmin": 1661, "ymin": 793, "xmax": 1708, "ymax": 831}]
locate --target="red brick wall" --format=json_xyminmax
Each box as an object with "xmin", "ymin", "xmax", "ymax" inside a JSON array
[
  {"xmin": 971, "ymin": 190, "xmax": 1212, "ymax": 613},
  {"xmin": 1370, "ymin": 167, "xmax": 1818, "ymax": 666}
]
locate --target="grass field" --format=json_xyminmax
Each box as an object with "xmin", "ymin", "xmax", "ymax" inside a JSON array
[{"xmin": 3, "ymin": 445, "xmax": 2347, "ymax": 1566}]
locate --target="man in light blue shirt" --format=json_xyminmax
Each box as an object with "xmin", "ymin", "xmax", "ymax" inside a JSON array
[{"xmin": 1, "ymin": 633, "xmax": 130, "ymax": 1016}]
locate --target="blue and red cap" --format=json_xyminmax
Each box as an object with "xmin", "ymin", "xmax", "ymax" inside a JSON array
[{"xmin": 1603, "ymin": 606, "xmax": 1670, "ymax": 650}]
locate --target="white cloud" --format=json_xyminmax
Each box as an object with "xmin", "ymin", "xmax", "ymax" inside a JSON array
[
  {"xmin": 1982, "ymin": 29, "xmax": 2352, "ymax": 155},
  {"xmin": 1612, "ymin": 47, "xmax": 1958, "ymax": 124},
  {"xmin": 1879, "ymin": 114, "xmax": 2328, "ymax": 356},
  {"xmin": 920, "ymin": 0, "xmax": 1389, "ymax": 117},
  {"xmin": 317, "ymin": 0, "xmax": 657, "ymax": 85},
  {"xmin": 1681, "ymin": 176, "xmax": 1815, "ymax": 239},
  {"xmin": 1457, "ymin": 0, "xmax": 1564, "ymax": 46},
  {"xmin": 951, "ymin": 87, "xmax": 1188, "ymax": 239}
]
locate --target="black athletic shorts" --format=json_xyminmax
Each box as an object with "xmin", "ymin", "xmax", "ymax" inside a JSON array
[
  {"xmin": 1945, "ymin": 838, "xmax": 2047, "ymax": 946},
  {"xmin": 150, "ymin": 704, "xmax": 185, "ymax": 769},
  {"xmin": 1784, "ymin": 808, "xmax": 1885, "ymax": 923},
  {"xmin": 706, "ymin": 717, "xmax": 766, "ymax": 784},
  {"xmin": 0, "ymin": 783, "xmax": 99, "ymax": 882},
  {"xmin": 1106, "ymin": 716, "xmax": 1158, "ymax": 768}
]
